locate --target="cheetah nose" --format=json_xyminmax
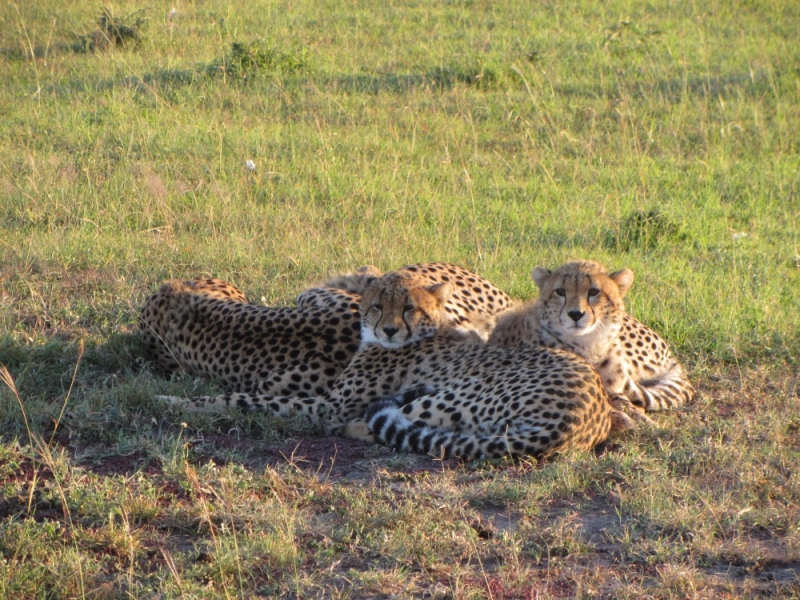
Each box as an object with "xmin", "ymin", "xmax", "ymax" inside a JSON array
[
  {"xmin": 567, "ymin": 310, "xmax": 585, "ymax": 323},
  {"xmin": 383, "ymin": 325, "xmax": 399, "ymax": 338}
]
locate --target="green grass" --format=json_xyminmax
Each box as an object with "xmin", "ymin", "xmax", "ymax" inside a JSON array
[{"xmin": 1, "ymin": 0, "xmax": 799, "ymax": 597}]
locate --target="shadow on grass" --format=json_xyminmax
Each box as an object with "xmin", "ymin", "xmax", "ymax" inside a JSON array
[
  {"xmin": 0, "ymin": 330, "xmax": 200, "ymax": 435},
  {"xmin": 571, "ymin": 71, "xmax": 771, "ymax": 103},
  {"xmin": 0, "ymin": 331, "xmax": 148, "ymax": 393},
  {"xmin": 0, "ymin": 330, "xmax": 324, "ymax": 455},
  {"xmin": 53, "ymin": 65, "xmax": 777, "ymax": 108},
  {"xmin": 330, "ymin": 64, "xmax": 498, "ymax": 94},
  {"xmin": 71, "ymin": 63, "xmax": 499, "ymax": 97},
  {"xmin": 0, "ymin": 330, "xmax": 452, "ymax": 484}
]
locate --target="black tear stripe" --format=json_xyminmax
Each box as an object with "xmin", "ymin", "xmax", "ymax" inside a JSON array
[
  {"xmin": 557, "ymin": 275, "xmax": 568, "ymax": 321},
  {"xmin": 401, "ymin": 300, "xmax": 413, "ymax": 334},
  {"xmin": 403, "ymin": 292, "xmax": 424, "ymax": 335}
]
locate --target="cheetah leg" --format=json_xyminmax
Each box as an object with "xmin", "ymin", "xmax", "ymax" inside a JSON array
[
  {"xmin": 597, "ymin": 354, "xmax": 692, "ymax": 413},
  {"xmin": 157, "ymin": 391, "xmax": 367, "ymax": 436},
  {"xmin": 307, "ymin": 265, "xmax": 383, "ymax": 299},
  {"xmin": 157, "ymin": 392, "xmax": 330, "ymax": 421}
]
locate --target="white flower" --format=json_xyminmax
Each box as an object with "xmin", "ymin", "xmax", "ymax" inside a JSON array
[
  {"xmin": 732, "ymin": 232, "xmax": 748, "ymax": 240},
  {"xmin": 167, "ymin": 7, "xmax": 178, "ymax": 19},
  {"xmin": 245, "ymin": 160, "xmax": 256, "ymax": 171}
]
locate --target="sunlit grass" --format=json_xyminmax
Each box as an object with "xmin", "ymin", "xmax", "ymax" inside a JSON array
[{"xmin": 1, "ymin": 0, "xmax": 799, "ymax": 596}]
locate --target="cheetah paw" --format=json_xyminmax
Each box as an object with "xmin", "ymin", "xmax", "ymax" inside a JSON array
[
  {"xmin": 155, "ymin": 395, "xmax": 184, "ymax": 405},
  {"xmin": 609, "ymin": 394, "xmax": 659, "ymax": 428},
  {"xmin": 343, "ymin": 420, "xmax": 375, "ymax": 443}
]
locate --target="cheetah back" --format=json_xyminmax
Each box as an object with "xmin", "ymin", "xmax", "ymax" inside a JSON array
[
  {"xmin": 140, "ymin": 278, "xmax": 249, "ymax": 373},
  {"xmin": 140, "ymin": 279, "xmax": 363, "ymax": 396}
]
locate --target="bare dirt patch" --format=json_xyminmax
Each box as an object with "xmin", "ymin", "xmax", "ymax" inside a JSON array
[{"xmin": 192, "ymin": 432, "xmax": 462, "ymax": 482}]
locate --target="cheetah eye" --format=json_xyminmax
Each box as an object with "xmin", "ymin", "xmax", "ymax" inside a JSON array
[
  {"xmin": 555, "ymin": 288, "xmax": 566, "ymax": 297},
  {"xmin": 403, "ymin": 304, "xmax": 415, "ymax": 313},
  {"xmin": 588, "ymin": 288, "xmax": 600, "ymax": 297}
]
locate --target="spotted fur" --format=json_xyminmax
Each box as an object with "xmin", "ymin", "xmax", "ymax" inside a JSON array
[
  {"xmin": 140, "ymin": 278, "xmax": 363, "ymax": 397},
  {"xmin": 142, "ymin": 264, "xmax": 510, "ymax": 405},
  {"xmin": 361, "ymin": 340, "xmax": 620, "ymax": 460},
  {"xmin": 489, "ymin": 260, "xmax": 694, "ymax": 412},
  {"xmin": 163, "ymin": 272, "xmax": 633, "ymax": 460},
  {"xmin": 316, "ymin": 262, "xmax": 513, "ymax": 341}
]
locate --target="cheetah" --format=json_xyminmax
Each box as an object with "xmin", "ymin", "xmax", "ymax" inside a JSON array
[
  {"xmin": 140, "ymin": 263, "xmax": 511, "ymax": 400},
  {"xmin": 139, "ymin": 278, "xmax": 363, "ymax": 397},
  {"xmin": 488, "ymin": 260, "xmax": 694, "ymax": 412},
  {"xmin": 163, "ymin": 271, "xmax": 634, "ymax": 460},
  {"xmin": 315, "ymin": 262, "xmax": 513, "ymax": 340}
]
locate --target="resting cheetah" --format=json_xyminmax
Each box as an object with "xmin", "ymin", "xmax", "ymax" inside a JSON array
[
  {"xmin": 316, "ymin": 262, "xmax": 513, "ymax": 340},
  {"xmin": 140, "ymin": 263, "xmax": 511, "ymax": 399},
  {"xmin": 489, "ymin": 260, "xmax": 694, "ymax": 412},
  {"xmin": 164, "ymin": 272, "xmax": 633, "ymax": 460},
  {"xmin": 139, "ymin": 278, "xmax": 364, "ymax": 397}
]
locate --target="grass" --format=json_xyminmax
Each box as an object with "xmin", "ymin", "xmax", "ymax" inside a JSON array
[{"xmin": 0, "ymin": 0, "xmax": 799, "ymax": 596}]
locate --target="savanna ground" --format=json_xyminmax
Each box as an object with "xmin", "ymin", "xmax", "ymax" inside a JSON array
[{"xmin": 1, "ymin": 0, "xmax": 799, "ymax": 597}]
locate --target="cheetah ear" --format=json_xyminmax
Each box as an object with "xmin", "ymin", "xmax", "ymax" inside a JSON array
[
  {"xmin": 363, "ymin": 276, "xmax": 379, "ymax": 287},
  {"xmin": 357, "ymin": 265, "xmax": 383, "ymax": 277},
  {"xmin": 426, "ymin": 282, "xmax": 453, "ymax": 306},
  {"xmin": 532, "ymin": 267, "xmax": 552, "ymax": 290},
  {"xmin": 610, "ymin": 268, "xmax": 634, "ymax": 297}
]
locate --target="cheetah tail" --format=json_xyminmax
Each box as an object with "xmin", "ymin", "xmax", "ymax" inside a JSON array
[
  {"xmin": 634, "ymin": 363, "xmax": 695, "ymax": 412},
  {"xmin": 367, "ymin": 404, "xmax": 558, "ymax": 460}
]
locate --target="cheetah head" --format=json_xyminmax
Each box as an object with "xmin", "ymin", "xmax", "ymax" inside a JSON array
[
  {"xmin": 532, "ymin": 260, "xmax": 634, "ymax": 338},
  {"xmin": 360, "ymin": 272, "xmax": 453, "ymax": 348}
]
